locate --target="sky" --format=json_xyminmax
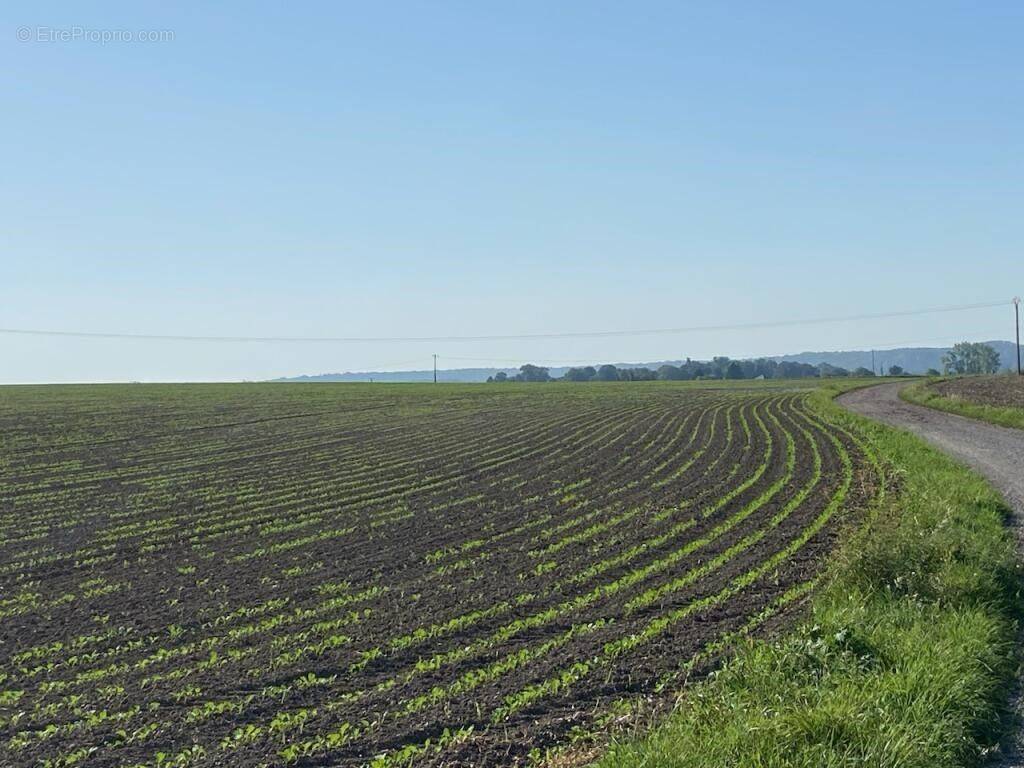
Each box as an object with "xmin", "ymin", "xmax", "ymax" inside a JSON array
[{"xmin": 2, "ymin": 2, "xmax": 1022, "ymax": 383}]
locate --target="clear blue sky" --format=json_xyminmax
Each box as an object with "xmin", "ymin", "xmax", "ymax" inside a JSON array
[{"xmin": 2, "ymin": 2, "xmax": 1022, "ymax": 382}]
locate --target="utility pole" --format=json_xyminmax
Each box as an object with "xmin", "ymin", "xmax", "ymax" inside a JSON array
[
  {"xmin": 1014, "ymin": 297, "xmax": 1021, "ymax": 376},
  {"xmin": 871, "ymin": 349, "xmax": 876, "ymax": 376},
  {"xmin": 433, "ymin": 354, "xmax": 437, "ymax": 384}
]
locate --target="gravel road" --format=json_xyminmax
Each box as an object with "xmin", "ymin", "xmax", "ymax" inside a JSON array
[
  {"xmin": 839, "ymin": 382, "xmax": 1024, "ymax": 514},
  {"xmin": 839, "ymin": 381, "xmax": 1024, "ymax": 765}
]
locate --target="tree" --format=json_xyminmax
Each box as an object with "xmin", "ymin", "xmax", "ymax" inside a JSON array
[
  {"xmin": 657, "ymin": 364, "xmax": 684, "ymax": 381},
  {"xmin": 678, "ymin": 359, "xmax": 704, "ymax": 379},
  {"xmin": 756, "ymin": 359, "xmax": 779, "ymax": 379},
  {"xmin": 852, "ymin": 367, "xmax": 875, "ymax": 377},
  {"xmin": 978, "ymin": 345, "xmax": 1001, "ymax": 374},
  {"xmin": 776, "ymin": 361, "xmax": 818, "ymax": 379},
  {"xmin": 818, "ymin": 363, "xmax": 850, "ymax": 378},
  {"xmin": 926, "ymin": 368, "xmax": 941, "ymax": 377},
  {"xmin": 492, "ymin": 371, "xmax": 508, "ymax": 383},
  {"xmin": 564, "ymin": 366, "xmax": 596, "ymax": 382},
  {"xmin": 710, "ymin": 356, "xmax": 731, "ymax": 379},
  {"xmin": 595, "ymin": 364, "xmax": 619, "ymax": 381},
  {"xmin": 626, "ymin": 367, "xmax": 657, "ymax": 381},
  {"xmin": 942, "ymin": 342, "xmax": 1001, "ymax": 375},
  {"xmin": 725, "ymin": 361, "xmax": 744, "ymax": 379},
  {"xmin": 517, "ymin": 364, "xmax": 550, "ymax": 382},
  {"xmin": 888, "ymin": 365, "xmax": 905, "ymax": 376}
]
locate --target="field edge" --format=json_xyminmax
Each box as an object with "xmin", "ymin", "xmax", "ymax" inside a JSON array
[
  {"xmin": 901, "ymin": 377, "xmax": 1024, "ymax": 431},
  {"xmin": 588, "ymin": 381, "xmax": 1022, "ymax": 768}
]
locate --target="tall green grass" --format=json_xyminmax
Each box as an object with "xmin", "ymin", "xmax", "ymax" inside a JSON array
[
  {"xmin": 902, "ymin": 378, "xmax": 1024, "ymax": 431},
  {"xmin": 595, "ymin": 384, "xmax": 1021, "ymax": 768}
]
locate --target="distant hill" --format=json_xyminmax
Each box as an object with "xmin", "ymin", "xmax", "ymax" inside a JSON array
[
  {"xmin": 274, "ymin": 341, "xmax": 1018, "ymax": 383},
  {"xmin": 773, "ymin": 340, "xmax": 1017, "ymax": 375}
]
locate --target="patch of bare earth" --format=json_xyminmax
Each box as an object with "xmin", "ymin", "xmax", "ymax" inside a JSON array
[{"xmin": 934, "ymin": 375, "xmax": 1024, "ymax": 410}]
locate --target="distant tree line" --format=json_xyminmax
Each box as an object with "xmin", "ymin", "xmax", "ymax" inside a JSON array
[
  {"xmin": 485, "ymin": 342, "xmax": 1002, "ymax": 383},
  {"xmin": 489, "ymin": 357, "xmax": 890, "ymax": 383}
]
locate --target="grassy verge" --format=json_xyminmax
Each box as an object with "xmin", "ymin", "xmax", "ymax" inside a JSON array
[
  {"xmin": 901, "ymin": 378, "xmax": 1024, "ymax": 431},
  {"xmin": 594, "ymin": 382, "xmax": 1021, "ymax": 768}
]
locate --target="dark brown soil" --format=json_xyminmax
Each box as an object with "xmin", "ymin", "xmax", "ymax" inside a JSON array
[
  {"xmin": 934, "ymin": 375, "xmax": 1024, "ymax": 410},
  {"xmin": 0, "ymin": 383, "xmax": 874, "ymax": 767}
]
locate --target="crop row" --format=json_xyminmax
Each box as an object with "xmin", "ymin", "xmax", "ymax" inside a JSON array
[{"xmin": 0, "ymin": 383, "xmax": 875, "ymax": 767}]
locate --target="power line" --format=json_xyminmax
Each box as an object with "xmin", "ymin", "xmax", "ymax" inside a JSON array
[{"xmin": 0, "ymin": 299, "xmax": 1010, "ymax": 344}]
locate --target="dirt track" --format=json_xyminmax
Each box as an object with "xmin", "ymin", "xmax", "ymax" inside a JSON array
[
  {"xmin": 839, "ymin": 381, "xmax": 1024, "ymax": 766},
  {"xmin": 839, "ymin": 382, "xmax": 1024, "ymax": 515}
]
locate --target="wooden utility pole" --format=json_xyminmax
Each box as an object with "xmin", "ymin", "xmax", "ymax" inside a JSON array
[
  {"xmin": 871, "ymin": 349, "xmax": 876, "ymax": 376},
  {"xmin": 1014, "ymin": 297, "xmax": 1021, "ymax": 375},
  {"xmin": 433, "ymin": 354, "xmax": 437, "ymax": 383}
]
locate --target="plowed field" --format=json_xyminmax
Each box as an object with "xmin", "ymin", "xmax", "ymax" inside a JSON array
[
  {"xmin": 0, "ymin": 383, "xmax": 876, "ymax": 767},
  {"xmin": 933, "ymin": 375, "xmax": 1024, "ymax": 410}
]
